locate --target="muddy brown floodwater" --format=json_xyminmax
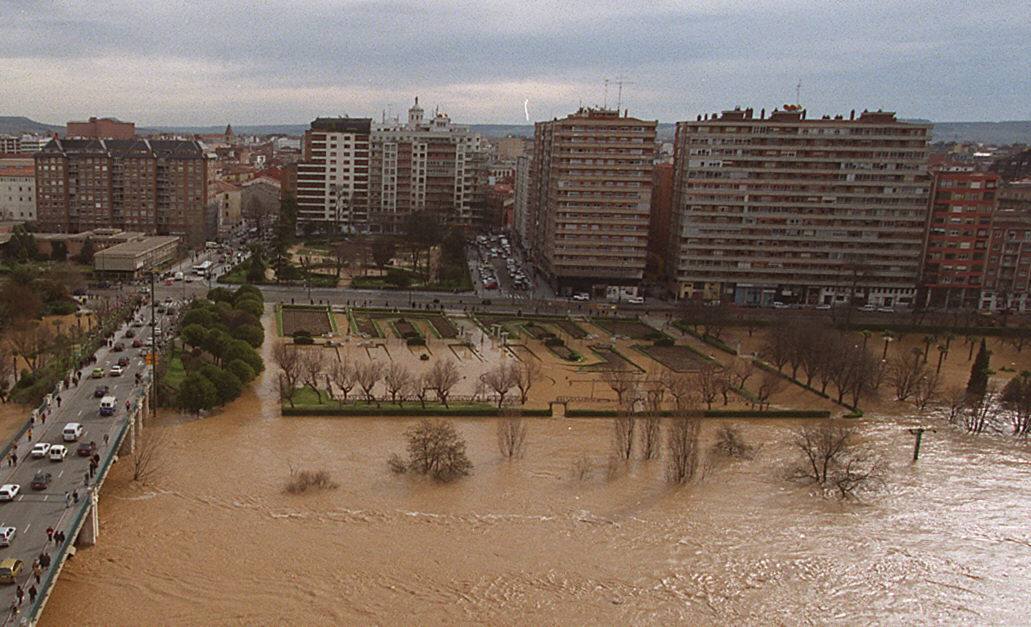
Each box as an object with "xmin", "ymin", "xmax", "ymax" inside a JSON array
[{"xmin": 38, "ymin": 375, "xmax": 1031, "ymax": 626}]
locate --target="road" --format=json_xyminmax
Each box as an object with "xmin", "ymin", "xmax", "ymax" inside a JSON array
[{"xmin": 0, "ymin": 300, "xmax": 170, "ymax": 621}]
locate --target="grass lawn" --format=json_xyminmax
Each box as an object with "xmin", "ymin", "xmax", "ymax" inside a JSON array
[{"xmin": 163, "ymin": 354, "xmax": 187, "ymax": 392}]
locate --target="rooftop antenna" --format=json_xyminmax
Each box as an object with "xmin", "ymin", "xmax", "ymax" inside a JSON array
[
  {"xmin": 614, "ymin": 74, "xmax": 635, "ymax": 111},
  {"xmin": 796, "ymin": 79, "xmax": 801, "ymax": 106},
  {"xmin": 603, "ymin": 78, "xmax": 610, "ymax": 109}
]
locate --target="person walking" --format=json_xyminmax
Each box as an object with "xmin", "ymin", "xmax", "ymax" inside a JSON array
[
  {"xmin": 72, "ymin": 490, "xmax": 79, "ymax": 504},
  {"xmin": 26, "ymin": 428, "xmax": 32, "ymax": 441},
  {"xmin": 56, "ymin": 395, "xmax": 61, "ymax": 408},
  {"xmin": 104, "ymin": 433, "xmax": 110, "ymax": 447},
  {"xmin": 32, "ymin": 562, "xmax": 41, "ymax": 585},
  {"xmin": 28, "ymin": 585, "xmax": 36, "ymax": 604},
  {"xmin": 15, "ymin": 585, "xmax": 23, "ymax": 606},
  {"xmin": 64, "ymin": 491, "xmax": 70, "ymax": 508},
  {"xmin": 84, "ymin": 471, "xmax": 90, "ymax": 487}
]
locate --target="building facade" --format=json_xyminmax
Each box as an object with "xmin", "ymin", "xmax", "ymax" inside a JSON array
[
  {"xmin": 669, "ymin": 107, "xmax": 931, "ymax": 307},
  {"xmin": 35, "ymin": 138, "xmax": 208, "ymax": 246},
  {"xmin": 295, "ymin": 117, "xmax": 371, "ymax": 233},
  {"xmin": 981, "ymin": 182, "xmax": 1031, "ymax": 312},
  {"xmin": 528, "ymin": 107, "xmax": 657, "ymax": 297},
  {"xmin": 512, "ymin": 154, "xmax": 532, "ymax": 248},
  {"xmin": 919, "ymin": 167, "xmax": 997, "ymax": 309},
  {"xmin": 647, "ymin": 162, "xmax": 674, "ymax": 278},
  {"xmin": 0, "ymin": 165, "xmax": 36, "ymax": 221},
  {"xmin": 66, "ymin": 117, "xmax": 135, "ymax": 140}
]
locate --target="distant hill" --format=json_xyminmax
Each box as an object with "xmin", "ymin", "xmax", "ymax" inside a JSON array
[
  {"xmin": 0, "ymin": 116, "xmax": 62, "ymax": 135},
  {"xmin": 5, "ymin": 115, "xmax": 1031, "ymax": 145}
]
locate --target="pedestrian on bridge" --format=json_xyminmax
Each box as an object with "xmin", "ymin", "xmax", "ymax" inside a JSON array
[
  {"xmin": 15, "ymin": 585, "xmax": 23, "ymax": 605},
  {"xmin": 64, "ymin": 492, "xmax": 70, "ymax": 508},
  {"xmin": 84, "ymin": 471, "xmax": 90, "ymax": 487},
  {"xmin": 26, "ymin": 428, "xmax": 32, "ymax": 441},
  {"xmin": 72, "ymin": 490, "xmax": 79, "ymax": 504},
  {"xmin": 32, "ymin": 562, "xmax": 40, "ymax": 585},
  {"xmin": 56, "ymin": 395, "xmax": 61, "ymax": 408},
  {"xmin": 104, "ymin": 434, "xmax": 110, "ymax": 447},
  {"xmin": 28, "ymin": 586, "xmax": 36, "ymax": 604},
  {"xmin": 45, "ymin": 527, "xmax": 53, "ymax": 542}
]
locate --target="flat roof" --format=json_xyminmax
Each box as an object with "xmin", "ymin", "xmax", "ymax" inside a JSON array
[{"xmin": 94, "ymin": 236, "xmax": 180, "ymax": 258}]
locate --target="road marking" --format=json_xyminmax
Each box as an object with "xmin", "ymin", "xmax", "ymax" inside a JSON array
[
  {"xmin": 23, "ymin": 523, "xmax": 30, "ymax": 533},
  {"xmin": 42, "ymin": 495, "xmax": 47, "ymax": 502},
  {"xmin": 57, "ymin": 470, "xmax": 63, "ymax": 479}
]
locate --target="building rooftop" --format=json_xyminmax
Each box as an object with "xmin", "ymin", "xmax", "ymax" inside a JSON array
[
  {"xmin": 0, "ymin": 166, "xmax": 33, "ymax": 177},
  {"xmin": 310, "ymin": 117, "xmax": 372, "ymax": 134},
  {"xmin": 94, "ymin": 235, "xmax": 180, "ymax": 258}
]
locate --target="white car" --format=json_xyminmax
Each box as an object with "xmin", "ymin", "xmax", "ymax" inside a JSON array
[
  {"xmin": 877, "ymin": 306, "xmax": 895, "ymax": 313},
  {"xmin": 572, "ymin": 293, "xmax": 590, "ymax": 301},
  {"xmin": 30, "ymin": 442, "xmax": 52, "ymax": 459},
  {"xmin": 0, "ymin": 526, "xmax": 15, "ymax": 547},
  {"xmin": 0, "ymin": 485, "xmax": 19, "ymax": 502},
  {"xmin": 816, "ymin": 303, "xmax": 832, "ymax": 310},
  {"xmin": 625, "ymin": 296, "xmax": 645, "ymax": 304},
  {"xmin": 109, "ymin": 364, "xmax": 125, "ymax": 377},
  {"xmin": 48, "ymin": 445, "xmax": 68, "ymax": 462}
]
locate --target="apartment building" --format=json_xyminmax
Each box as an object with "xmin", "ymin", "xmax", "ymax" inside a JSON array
[
  {"xmin": 67, "ymin": 117, "xmax": 135, "ymax": 139},
  {"xmin": 919, "ymin": 167, "xmax": 997, "ymax": 309},
  {"xmin": 35, "ymin": 138, "xmax": 208, "ymax": 246},
  {"xmin": 527, "ymin": 107, "xmax": 656, "ymax": 297},
  {"xmin": 981, "ymin": 182, "xmax": 1031, "ymax": 312},
  {"xmin": 0, "ymin": 136, "xmax": 20, "ymax": 153},
  {"xmin": 0, "ymin": 165, "xmax": 36, "ymax": 221},
  {"xmin": 669, "ymin": 107, "xmax": 931, "ymax": 307},
  {"xmin": 368, "ymin": 99, "xmax": 486, "ymax": 233},
  {"xmin": 512, "ymin": 154, "xmax": 532, "ymax": 247},
  {"xmin": 295, "ymin": 117, "xmax": 371, "ymax": 233}
]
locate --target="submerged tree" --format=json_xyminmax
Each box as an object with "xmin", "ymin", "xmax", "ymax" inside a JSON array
[
  {"xmin": 393, "ymin": 419, "xmax": 472, "ymax": 482},
  {"xmin": 966, "ymin": 338, "xmax": 991, "ymax": 399},
  {"xmin": 666, "ymin": 418, "xmax": 701, "ymax": 484}
]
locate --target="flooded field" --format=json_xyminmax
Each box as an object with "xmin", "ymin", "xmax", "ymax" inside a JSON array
[{"xmin": 40, "ymin": 390, "xmax": 1031, "ymax": 624}]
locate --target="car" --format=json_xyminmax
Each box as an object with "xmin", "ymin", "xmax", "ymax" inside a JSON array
[
  {"xmin": 625, "ymin": 296, "xmax": 645, "ymax": 304},
  {"xmin": 859, "ymin": 304, "xmax": 877, "ymax": 312},
  {"xmin": 0, "ymin": 485, "xmax": 18, "ymax": 502},
  {"xmin": 109, "ymin": 365, "xmax": 125, "ymax": 377},
  {"xmin": 132, "ymin": 338, "xmax": 144, "ymax": 348},
  {"xmin": 163, "ymin": 279, "xmax": 174, "ymax": 286},
  {"xmin": 877, "ymin": 306, "xmax": 895, "ymax": 313},
  {"xmin": 48, "ymin": 445, "xmax": 68, "ymax": 462},
  {"xmin": 91, "ymin": 367, "xmax": 106, "ymax": 379},
  {"xmin": 117, "ymin": 356, "xmax": 130, "ymax": 367},
  {"xmin": 0, "ymin": 558, "xmax": 22, "ymax": 583},
  {"xmin": 132, "ymin": 319, "xmax": 145, "ymax": 328},
  {"xmin": 30, "ymin": 443, "xmax": 52, "ymax": 459},
  {"xmin": 112, "ymin": 342, "xmax": 125, "ymax": 353},
  {"xmin": 0, "ymin": 527, "xmax": 15, "ymax": 548},
  {"xmin": 30, "ymin": 471, "xmax": 52, "ymax": 490},
  {"xmin": 772, "ymin": 301, "xmax": 790, "ymax": 309},
  {"xmin": 94, "ymin": 385, "xmax": 110, "ymax": 398},
  {"xmin": 124, "ymin": 329, "xmax": 135, "ymax": 339},
  {"xmin": 77, "ymin": 441, "xmax": 98, "ymax": 458},
  {"xmin": 572, "ymin": 293, "xmax": 590, "ymax": 301},
  {"xmin": 816, "ymin": 303, "xmax": 832, "ymax": 310},
  {"xmin": 63, "ymin": 423, "xmax": 84, "ymax": 442}
]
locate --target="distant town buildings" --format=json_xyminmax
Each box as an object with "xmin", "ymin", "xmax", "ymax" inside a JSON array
[
  {"xmin": 527, "ymin": 107, "xmax": 657, "ymax": 297},
  {"xmin": 920, "ymin": 167, "xmax": 998, "ymax": 309},
  {"xmin": 0, "ymin": 164, "xmax": 36, "ymax": 221},
  {"xmin": 35, "ymin": 137, "xmax": 209, "ymax": 246},
  {"xmin": 982, "ymin": 181, "xmax": 1031, "ymax": 311},
  {"xmin": 0, "ymin": 134, "xmax": 50, "ymax": 154},
  {"xmin": 991, "ymin": 148, "xmax": 1031, "ymax": 182},
  {"xmin": 66, "ymin": 117, "xmax": 135, "ymax": 139},
  {"xmin": 669, "ymin": 107, "xmax": 931, "ymax": 308}
]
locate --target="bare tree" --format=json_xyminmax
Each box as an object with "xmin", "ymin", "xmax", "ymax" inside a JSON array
[
  {"xmin": 710, "ymin": 425, "xmax": 757, "ymax": 460},
  {"xmin": 413, "ymin": 373, "xmax": 431, "ymax": 409},
  {"xmin": 7, "ymin": 321, "xmax": 53, "ymax": 374},
  {"xmin": 754, "ymin": 372, "xmax": 784, "ymax": 410},
  {"xmin": 328, "ymin": 358, "xmax": 356, "ymax": 406},
  {"xmin": 0, "ymin": 347, "xmax": 14, "ymax": 403},
  {"xmin": 888, "ymin": 348, "xmax": 928, "ymax": 402},
  {"xmin": 964, "ymin": 386, "xmax": 1001, "ymax": 434},
  {"xmin": 299, "ymin": 349, "xmax": 326, "ymax": 403},
  {"xmin": 941, "ymin": 386, "xmax": 969, "ymax": 424},
  {"xmin": 480, "ymin": 362, "xmax": 518, "ymax": 408},
  {"xmin": 496, "ymin": 411, "xmax": 528, "ymax": 458},
  {"xmin": 354, "ymin": 361, "xmax": 384, "ymax": 406},
  {"xmin": 790, "ymin": 425, "xmax": 885, "ymax": 499},
  {"xmin": 666, "ymin": 418, "xmax": 701, "ymax": 483},
  {"xmin": 912, "ymin": 370, "xmax": 942, "ymax": 413},
  {"xmin": 131, "ymin": 428, "xmax": 169, "ymax": 483},
  {"xmin": 662, "ymin": 371, "xmax": 695, "ymax": 412},
  {"xmin": 272, "ymin": 343, "xmax": 304, "ymax": 407},
  {"xmin": 427, "ymin": 359, "xmax": 461, "ymax": 407},
  {"xmin": 397, "ymin": 419, "xmax": 472, "ymax": 482},
  {"xmin": 640, "ymin": 374, "xmax": 664, "ymax": 460},
  {"xmin": 1001, "ymin": 372, "xmax": 1031, "ymax": 436},
  {"xmin": 601, "ymin": 369, "xmax": 636, "ymax": 407},
  {"xmin": 383, "ymin": 362, "xmax": 412, "ymax": 406},
  {"xmin": 570, "ymin": 455, "xmax": 593, "ymax": 481},
  {"xmin": 612, "ymin": 408, "xmax": 636, "ymax": 460},
  {"xmin": 729, "ymin": 359, "xmax": 757, "ymax": 390},
  {"xmin": 694, "ymin": 362, "xmax": 722, "ymax": 410},
  {"xmin": 513, "ymin": 359, "xmax": 542, "ymax": 406}
]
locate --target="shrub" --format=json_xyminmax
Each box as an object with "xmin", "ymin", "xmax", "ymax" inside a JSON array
[
  {"xmin": 234, "ymin": 285, "xmax": 263, "ymax": 304},
  {"xmin": 233, "ymin": 324, "xmax": 265, "ymax": 348},
  {"xmin": 420, "ymin": 354, "xmax": 430, "ymax": 361},
  {"xmin": 178, "ymin": 372, "xmax": 218, "ymax": 413},
  {"xmin": 235, "ymin": 298, "xmax": 264, "ymax": 318},
  {"xmin": 285, "ymin": 469, "xmax": 338, "ymax": 494},
  {"xmin": 653, "ymin": 337, "xmax": 675, "ymax": 346},
  {"xmin": 294, "ymin": 335, "xmax": 314, "ymax": 345},
  {"xmin": 544, "ymin": 337, "xmax": 564, "ymax": 347},
  {"xmin": 227, "ymin": 358, "xmax": 256, "ymax": 384},
  {"xmin": 291, "ymin": 329, "xmax": 312, "ymax": 338},
  {"xmin": 406, "ymin": 337, "xmax": 426, "ymax": 346}
]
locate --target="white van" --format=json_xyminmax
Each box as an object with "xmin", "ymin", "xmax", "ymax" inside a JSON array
[
  {"xmin": 63, "ymin": 423, "xmax": 84, "ymax": 442},
  {"xmin": 99, "ymin": 395, "xmax": 117, "ymax": 416},
  {"xmin": 174, "ymin": 271, "xmax": 184, "ymax": 281}
]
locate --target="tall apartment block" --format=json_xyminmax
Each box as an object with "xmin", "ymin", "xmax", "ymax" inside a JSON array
[
  {"xmin": 982, "ymin": 182, "xmax": 1031, "ymax": 312},
  {"xmin": 35, "ymin": 138, "xmax": 208, "ymax": 246},
  {"xmin": 368, "ymin": 99, "xmax": 486, "ymax": 233},
  {"xmin": 669, "ymin": 107, "xmax": 931, "ymax": 308},
  {"xmin": 67, "ymin": 117, "xmax": 135, "ymax": 140},
  {"xmin": 512, "ymin": 154, "xmax": 532, "ymax": 248},
  {"xmin": 919, "ymin": 167, "xmax": 997, "ymax": 309},
  {"xmin": 528, "ymin": 107, "xmax": 656, "ymax": 297},
  {"xmin": 296, "ymin": 117, "xmax": 371, "ymax": 232}
]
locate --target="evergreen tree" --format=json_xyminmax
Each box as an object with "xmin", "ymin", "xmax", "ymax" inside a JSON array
[
  {"xmin": 77, "ymin": 237, "xmax": 96, "ymax": 264},
  {"xmin": 966, "ymin": 338, "xmax": 991, "ymax": 398},
  {"xmin": 50, "ymin": 240, "xmax": 68, "ymax": 261}
]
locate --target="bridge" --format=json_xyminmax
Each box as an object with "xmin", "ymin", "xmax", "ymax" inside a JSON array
[{"xmin": 0, "ymin": 304, "xmax": 169, "ymax": 625}]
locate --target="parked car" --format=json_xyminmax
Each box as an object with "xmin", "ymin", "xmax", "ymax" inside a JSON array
[
  {"xmin": 109, "ymin": 365, "xmax": 125, "ymax": 377},
  {"xmin": 30, "ymin": 443, "xmax": 52, "ymax": 459},
  {"xmin": 94, "ymin": 385, "xmax": 110, "ymax": 398},
  {"xmin": 816, "ymin": 303, "xmax": 832, "ymax": 310},
  {"xmin": 572, "ymin": 293, "xmax": 590, "ymax": 301},
  {"xmin": 0, "ymin": 558, "xmax": 22, "ymax": 583},
  {"xmin": 859, "ymin": 304, "xmax": 877, "ymax": 312},
  {"xmin": 0, "ymin": 485, "xmax": 19, "ymax": 502},
  {"xmin": 30, "ymin": 471, "xmax": 52, "ymax": 490},
  {"xmin": 48, "ymin": 445, "xmax": 68, "ymax": 462},
  {"xmin": 877, "ymin": 306, "xmax": 895, "ymax": 313},
  {"xmin": 0, "ymin": 527, "xmax": 15, "ymax": 548},
  {"xmin": 77, "ymin": 441, "xmax": 98, "ymax": 458},
  {"xmin": 625, "ymin": 296, "xmax": 645, "ymax": 304},
  {"xmin": 772, "ymin": 301, "xmax": 789, "ymax": 309}
]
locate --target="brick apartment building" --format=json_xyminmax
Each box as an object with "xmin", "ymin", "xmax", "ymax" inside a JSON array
[
  {"xmin": 669, "ymin": 107, "xmax": 931, "ymax": 308},
  {"xmin": 646, "ymin": 162, "xmax": 674, "ymax": 277},
  {"xmin": 295, "ymin": 117, "xmax": 372, "ymax": 233},
  {"xmin": 919, "ymin": 167, "xmax": 998, "ymax": 309},
  {"xmin": 527, "ymin": 107, "xmax": 657, "ymax": 297},
  {"xmin": 35, "ymin": 138, "xmax": 208, "ymax": 246},
  {"xmin": 66, "ymin": 117, "xmax": 135, "ymax": 140},
  {"xmin": 981, "ymin": 181, "xmax": 1031, "ymax": 312}
]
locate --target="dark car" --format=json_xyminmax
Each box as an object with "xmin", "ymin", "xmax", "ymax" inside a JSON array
[
  {"xmin": 124, "ymin": 329, "xmax": 135, "ymax": 338},
  {"xmin": 117, "ymin": 357, "xmax": 130, "ymax": 367},
  {"xmin": 112, "ymin": 343, "xmax": 125, "ymax": 352},
  {"xmin": 30, "ymin": 471, "xmax": 52, "ymax": 490},
  {"xmin": 77, "ymin": 441, "xmax": 97, "ymax": 457},
  {"xmin": 132, "ymin": 338, "xmax": 143, "ymax": 348},
  {"xmin": 93, "ymin": 385, "xmax": 110, "ymax": 398}
]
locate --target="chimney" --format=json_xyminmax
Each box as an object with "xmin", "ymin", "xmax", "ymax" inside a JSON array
[
  {"xmin": 697, "ymin": 114, "xmax": 702, "ymax": 121},
  {"xmin": 850, "ymin": 109, "xmax": 855, "ymax": 120},
  {"xmin": 760, "ymin": 108, "xmax": 765, "ymax": 119}
]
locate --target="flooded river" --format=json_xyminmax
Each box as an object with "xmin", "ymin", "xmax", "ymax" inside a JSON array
[{"xmin": 38, "ymin": 373, "xmax": 1031, "ymax": 625}]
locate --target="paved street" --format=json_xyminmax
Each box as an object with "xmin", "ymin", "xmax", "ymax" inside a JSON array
[{"xmin": 0, "ymin": 302, "xmax": 170, "ymax": 621}]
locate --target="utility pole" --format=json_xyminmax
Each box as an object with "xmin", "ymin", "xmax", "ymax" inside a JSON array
[
  {"xmin": 150, "ymin": 271, "xmax": 158, "ymax": 416},
  {"xmin": 908, "ymin": 427, "xmax": 934, "ymax": 461}
]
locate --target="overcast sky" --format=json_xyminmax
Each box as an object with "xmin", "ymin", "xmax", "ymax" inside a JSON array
[{"xmin": 2, "ymin": 0, "xmax": 1028, "ymax": 126}]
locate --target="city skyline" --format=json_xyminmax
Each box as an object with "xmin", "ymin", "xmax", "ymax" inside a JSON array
[{"xmin": 2, "ymin": 0, "xmax": 1029, "ymax": 126}]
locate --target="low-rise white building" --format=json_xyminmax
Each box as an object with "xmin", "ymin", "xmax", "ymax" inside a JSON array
[{"xmin": 0, "ymin": 165, "xmax": 36, "ymax": 221}]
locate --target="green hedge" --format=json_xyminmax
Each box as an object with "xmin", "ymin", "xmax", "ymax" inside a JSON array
[
  {"xmin": 283, "ymin": 405, "xmax": 552, "ymax": 417},
  {"xmin": 564, "ymin": 408, "xmax": 830, "ymax": 418},
  {"xmin": 673, "ymin": 322, "xmax": 737, "ymax": 355}
]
